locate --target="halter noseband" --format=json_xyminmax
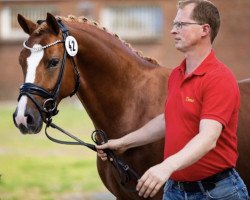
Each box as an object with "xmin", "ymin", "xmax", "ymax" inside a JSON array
[{"xmin": 18, "ymin": 19, "xmax": 80, "ymax": 123}]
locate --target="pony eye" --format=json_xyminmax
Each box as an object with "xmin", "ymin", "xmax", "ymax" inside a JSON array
[{"xmin": 48, "ymin": 59, "xmax": 59, "ymax": 68}]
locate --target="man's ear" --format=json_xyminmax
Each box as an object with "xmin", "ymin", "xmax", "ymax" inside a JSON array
[
  {"xmin": 17, "ymin": 14, "xmax": 37, "ymax": 35},
  {"xmin": 202, "ymin": 24, "xmax": 211, "ymax": 37},
  {"xmin": 46, "ymin": 13, "xmax": 60, "ymax": 35}
]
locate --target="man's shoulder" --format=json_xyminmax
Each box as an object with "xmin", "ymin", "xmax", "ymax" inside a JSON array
[
  {"xmin": 205, "ymin": 62, "xmax": 236, "ymax": 81},
  {"xmin": 202, "ymin": 63, "xmax": 239, "ymax": 94}
]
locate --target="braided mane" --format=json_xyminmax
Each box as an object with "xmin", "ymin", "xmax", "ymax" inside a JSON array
[{"xmin": 57, "ymin": 15, "xmax": 160, "ymax": 66}]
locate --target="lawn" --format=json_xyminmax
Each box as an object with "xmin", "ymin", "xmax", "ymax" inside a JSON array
[{"xmin": 0, "ymin": 100, "xmax": 109, "ymax": 200}]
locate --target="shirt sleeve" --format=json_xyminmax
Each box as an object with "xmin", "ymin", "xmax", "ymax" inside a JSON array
[{"xmin": 200, "ymin": 70, "xmax": 240, "ymax": 127}]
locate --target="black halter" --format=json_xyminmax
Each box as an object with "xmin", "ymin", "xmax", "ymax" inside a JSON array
[
  {"xmin": 19, "ymin": 19, "xmax": 80, "ymax": 123},
  {"xmin": 18, "ymin": 19, "xmax": 140, "ymax": 191}
]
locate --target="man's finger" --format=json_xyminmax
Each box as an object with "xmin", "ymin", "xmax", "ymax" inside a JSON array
[
  {"xmin": 143, "ymin": 181, "xmax": 157, "ymax": 198},
  {"xmin": 149, "ymin": 183, "xmax": 162, "ymax": 197},
  {"xmin": 136, "ymin": 172, "xmax": 148, "ymax": 191},
  {"xmin": 138, "ymin": 178, "xmax": 152, "ymax": 197},
  {"xmin": 95, "ymin": 143, "xmax": 109, "ymax": 150}
]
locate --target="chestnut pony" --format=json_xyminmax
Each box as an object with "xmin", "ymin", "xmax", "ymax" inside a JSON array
[
  {"xmin": 13, "ymin": 13, "xmax": 169, "ymax": 199},
  {"xmin": 13, "ymin": 13, "xmax": 250, "ymax": 199}
]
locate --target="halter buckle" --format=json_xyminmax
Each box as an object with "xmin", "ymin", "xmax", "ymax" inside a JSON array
[{"xmin": 43, "ymin": 98, "xmax": 57, "ymax": 114}]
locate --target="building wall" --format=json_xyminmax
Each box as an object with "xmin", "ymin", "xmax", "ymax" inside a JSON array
[{"xmin": 0, "ymin": 0, "xmax": 250, "ymax": 100}]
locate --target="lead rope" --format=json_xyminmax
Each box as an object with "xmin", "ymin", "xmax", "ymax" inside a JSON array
[{"xmin": 45, "ymin": 120, "xmax": 140, "ymax": 191}]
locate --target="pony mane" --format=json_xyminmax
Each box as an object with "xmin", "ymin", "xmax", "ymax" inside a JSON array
[{"xmin": 57, "ymin": 15, "xmax": 160, "ymax": 66}]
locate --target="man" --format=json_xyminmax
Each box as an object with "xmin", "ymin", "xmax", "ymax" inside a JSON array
[{"xmin": 97, "ymin": 0, "xmax": 250, "ymax": 199}]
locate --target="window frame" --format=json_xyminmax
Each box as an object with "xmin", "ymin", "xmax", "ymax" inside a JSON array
[
  {"xmin": 100, "ymin": 4, "xmax": 164, "ymax": 42},
  {"xmin": 0, "ymin": 5, "xmax": 58, "ymax": 41}
]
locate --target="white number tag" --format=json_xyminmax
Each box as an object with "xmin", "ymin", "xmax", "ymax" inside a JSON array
[{"xmin": 65, "ymin": 36, "xmax": 78, "ymax": 56}]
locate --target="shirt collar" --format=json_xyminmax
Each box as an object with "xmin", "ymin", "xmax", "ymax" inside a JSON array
[{"xmin": 178, "ymin": 50, "xmax": 218, "ymax": 76}]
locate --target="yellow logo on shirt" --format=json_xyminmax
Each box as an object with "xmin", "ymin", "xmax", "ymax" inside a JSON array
[{"xmin": 185, "ymin": 96, "xmax": 195, "ymax": 103}]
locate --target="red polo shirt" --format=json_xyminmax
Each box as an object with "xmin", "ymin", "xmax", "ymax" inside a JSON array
[{"xmin": 164, "ymin": 50, "xmax": 240, "ymax": 181}]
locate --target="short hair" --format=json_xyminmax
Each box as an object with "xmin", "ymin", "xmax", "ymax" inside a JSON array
[{"xmin": 178, "ymin": 0, "xmax": 220, "ymax": 43}]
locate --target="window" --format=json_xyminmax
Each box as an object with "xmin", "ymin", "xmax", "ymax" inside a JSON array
[
  {"xmin": 0, "ymin": 5, "xmax": 58, "ymax": 41},
  {"xmin": 77, "ymin": 1, "xmax": 95, "ymax": 19},
  {"xmin": 100, "ymin": 5, "xmax": 164, "ymax": 42}
]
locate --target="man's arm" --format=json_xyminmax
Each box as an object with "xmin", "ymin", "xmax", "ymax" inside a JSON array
[
  {"xmin": 122, "ymin": 113, "xmax": 165, "ymax": 150},
  {"xmin": 96, "ymin": 113, "xmax": 165, "ymax": 160},
  {"xmin": 136, "ymin": 119, "xmax": 223, "ymax": 198}
]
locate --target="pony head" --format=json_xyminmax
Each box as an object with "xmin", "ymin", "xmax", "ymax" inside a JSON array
[{"xmin": 13, "ymin": 13, "xmax": 79, "ymax": 134}]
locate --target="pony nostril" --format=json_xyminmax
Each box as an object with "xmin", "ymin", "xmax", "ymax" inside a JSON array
[{"xmin": 26, "ymin": 114, "xmax": 34, "ymax": 125}]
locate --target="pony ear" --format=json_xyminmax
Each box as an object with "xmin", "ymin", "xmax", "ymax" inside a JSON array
[
  {"xmin": 17, "ymin": 14, "xmax": 37, "ymax": 35},
  {"xmin": 46, "ymin": 13, "xmax": 60, "ymax": 35}
]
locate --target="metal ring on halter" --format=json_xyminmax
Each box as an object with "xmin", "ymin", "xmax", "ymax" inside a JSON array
[
  {"xmin": 91, "ymin": 130, "xmax": 108, "ymax": 145},
  {"xmin": 43, "ymin": 98, "xmax": 57, "ymax": 113}
]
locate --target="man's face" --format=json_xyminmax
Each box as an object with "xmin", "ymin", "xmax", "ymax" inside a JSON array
[{"xmin": 171, "ymin": 3, "xmax": 204, "ymax": 52}]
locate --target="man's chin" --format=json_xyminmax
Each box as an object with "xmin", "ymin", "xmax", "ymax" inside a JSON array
[{"xmin": 175, "ymin": 46, "xmax": 185, "ymax": 52}]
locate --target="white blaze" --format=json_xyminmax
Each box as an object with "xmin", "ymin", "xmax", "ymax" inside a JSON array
[{"xmin": 15, "ymin": 45, "xmax": 44, "ymax": 127}]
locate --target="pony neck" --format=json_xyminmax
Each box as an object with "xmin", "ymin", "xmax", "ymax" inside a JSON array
[
  {"xmin": 66, "ymin": 19, "xmax": 158, "ymax": 71},
  {"xmin": 66, "ymin": 20, "xmax": 160, "ymax": 133}
]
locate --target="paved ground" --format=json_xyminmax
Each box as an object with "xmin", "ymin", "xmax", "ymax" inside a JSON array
[
  {"xmin": 89, "ymin": 193, "xmax": 116, "ymax": 200},
  {"xmin": 58, "ymin": 192, "xmax": 116, "ymax": 200}
]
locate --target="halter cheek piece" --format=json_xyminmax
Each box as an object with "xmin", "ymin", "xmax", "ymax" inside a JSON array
[{"xmin": 18, "ymin": 19, "xmax": 140, "ymax": 191}]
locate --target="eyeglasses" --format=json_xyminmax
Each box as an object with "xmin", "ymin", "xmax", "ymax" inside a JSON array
[{"xmin": 172, "ymin": 21, "xmax": 202, "ymax": 30}]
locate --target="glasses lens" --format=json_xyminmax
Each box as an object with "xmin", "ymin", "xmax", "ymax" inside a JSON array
[{"xmin": 173, "ymin": 22, "xmax": 182, "ymax": 29}]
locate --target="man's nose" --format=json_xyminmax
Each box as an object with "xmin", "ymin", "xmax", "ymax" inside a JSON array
[{"xmin": 170, "ymin": 26, "xmax": 178, "ymax": 34}]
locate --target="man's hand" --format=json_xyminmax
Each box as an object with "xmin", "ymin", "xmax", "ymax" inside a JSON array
[
  {"xmin": 96, "ymin": 138, "xmax": 127, "ymax": 161},
  {"xmin": 136, "ymin": 162, "xmax": 174, "ymax": 198}
]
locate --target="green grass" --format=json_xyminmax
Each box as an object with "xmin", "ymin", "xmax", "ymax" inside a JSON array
[{"xmin": 0, "ymin": 100, "xmax": 108, "ymax": 200}]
